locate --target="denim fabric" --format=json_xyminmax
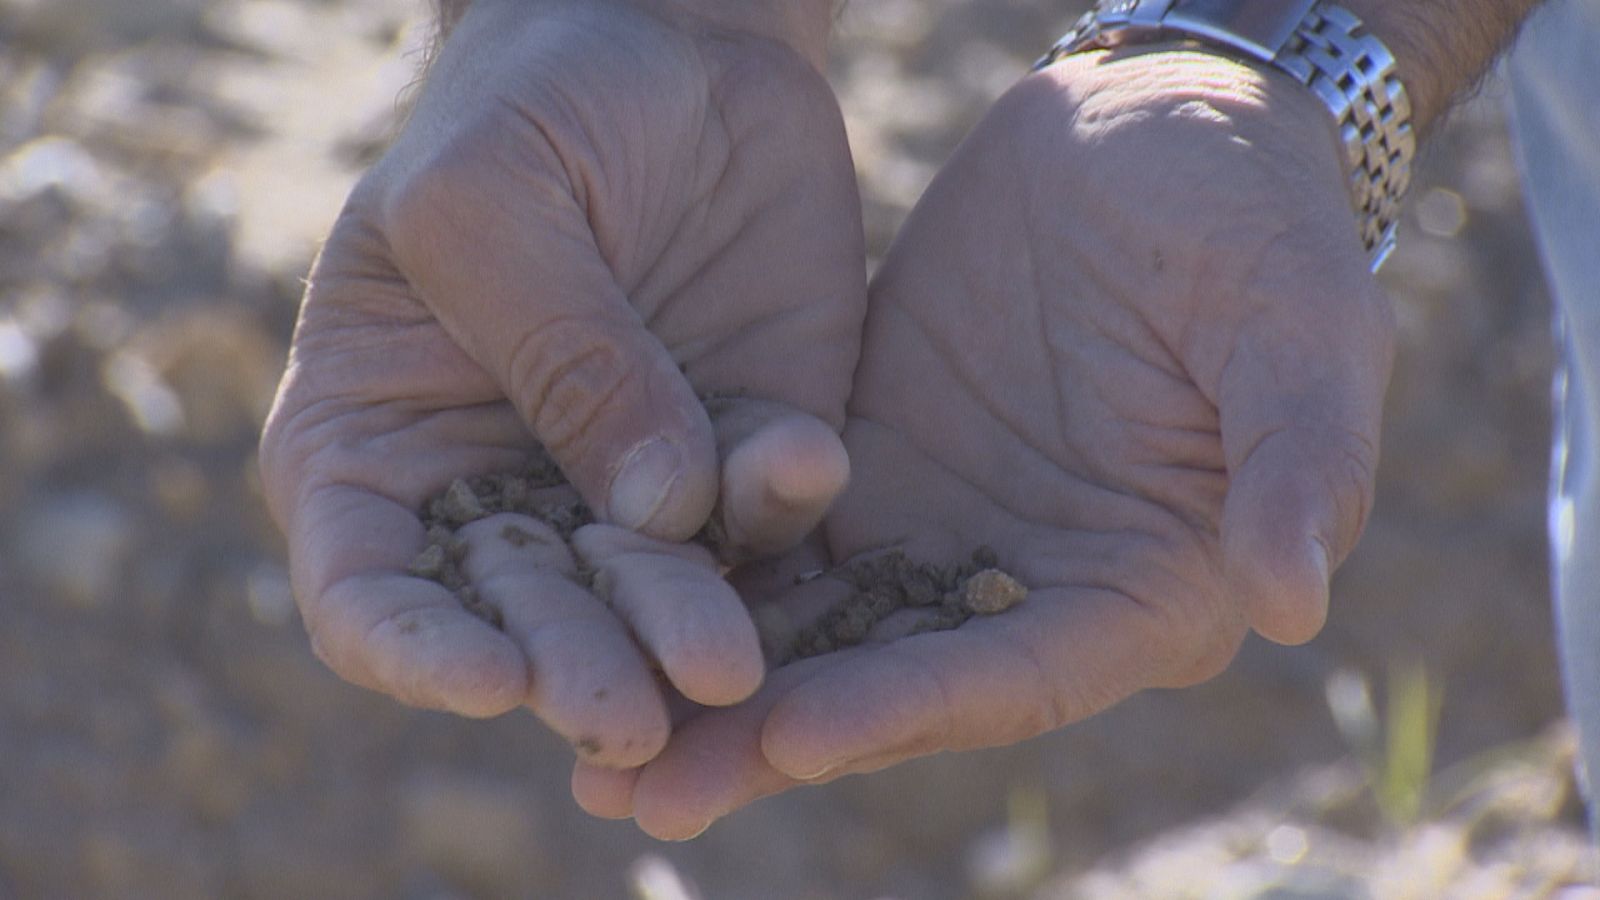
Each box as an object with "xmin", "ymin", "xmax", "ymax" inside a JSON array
[{"xmin": 1508, "ymin": 0, "xmax": 1600, "ymax": 826}]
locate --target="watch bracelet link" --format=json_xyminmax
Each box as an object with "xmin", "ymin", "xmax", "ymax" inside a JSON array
[{"xmin": 1035, "ymin": 1, "xmax": 1416, "ymax": 272}]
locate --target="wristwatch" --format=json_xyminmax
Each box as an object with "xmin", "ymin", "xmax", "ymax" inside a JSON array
[{"xmin": 1035, "ymin": 0, "xmax": 1415, "ymax": 271}]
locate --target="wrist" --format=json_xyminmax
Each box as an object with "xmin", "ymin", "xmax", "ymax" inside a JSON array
[
  {"xmin": 1035, "ymin": 1, "xmax": 1419, "ymax": 270},
  {"xmin": 1340, "ymin": 0, "xmax": 1543, "ymax": 135},
  {"xmin": 1028, "ymin": 46, "xmax": 1375, "ymax": 265},
  {"xmin": 436, "ymin": 0, "xmax": 835, "ymax": 69},
  {"xmin": 1041, "ymin": 46, "xmax": 1337, "ymax": 152}
]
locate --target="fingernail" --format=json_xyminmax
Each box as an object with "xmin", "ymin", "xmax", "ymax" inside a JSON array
[
  {"xmin": 680, "ymin": 818, "xmax": 713, "ymax": 841},
  {"xmin": 607, "ymin": 438, "xmax": 681, "ymax": 531},
  {"xmin": 792, "ymin": 764, "xmax": 836, "ymax": 782},
  {"xmin": 1307, "ymin": 537, "xmax": 1332, "ymax": 588}
]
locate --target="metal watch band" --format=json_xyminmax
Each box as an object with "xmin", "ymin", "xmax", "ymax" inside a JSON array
[{"xmin": 1035, "ymin": 0, "xmax": 1416, "ymax": 271}]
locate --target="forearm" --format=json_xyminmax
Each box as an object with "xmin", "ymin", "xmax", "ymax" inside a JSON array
[{"xmin": 1340, "ymin": 0, "xmax": 1547, "ymax": 132}]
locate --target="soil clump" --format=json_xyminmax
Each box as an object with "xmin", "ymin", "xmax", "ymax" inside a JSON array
[
  {"xmin": 407, "ymin": 450, "xmax": 1028, "ymax": 665},
  {"xmin": 780, "ymin": 547, "xmax": 1027, "ymax": 665}
]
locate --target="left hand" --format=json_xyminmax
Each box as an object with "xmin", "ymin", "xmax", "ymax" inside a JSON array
[
  {"xmin": 571, "ymin": 47, "xmax": 1398, "ymax": 838},
  {"xmin": 258, "ymin": 0, "xmax": 863, "ymax": 762}
]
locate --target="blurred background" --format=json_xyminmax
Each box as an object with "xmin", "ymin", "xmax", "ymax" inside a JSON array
[{"xmin": 0, "ymin": 0, "xmax": 1590, "ymax": 896}]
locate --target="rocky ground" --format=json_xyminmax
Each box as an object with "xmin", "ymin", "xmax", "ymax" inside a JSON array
[{"xmin": 0, "ymin": 0, "xmax": 1587, "ymax": 898}]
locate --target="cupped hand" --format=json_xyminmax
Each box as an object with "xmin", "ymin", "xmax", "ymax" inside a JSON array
[
  {"xmin": 578, "ymin": 47, "xmax": 1396, "ymax": 836},
  {"xmin": 258, "ymin": 0, "xmax": 863, "ymax": 765}
]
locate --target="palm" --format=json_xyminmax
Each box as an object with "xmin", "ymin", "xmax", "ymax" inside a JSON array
[
  {"xmin": 593, "ymin": 51, "xmax": 1395, "ymax": 838},
  {"xmin": 261, "ymin": 0, "xmax": 864, "ymax": 759}
]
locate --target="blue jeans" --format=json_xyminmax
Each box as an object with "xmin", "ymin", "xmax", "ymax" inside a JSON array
[{"xmin": 1509, "ymin": 0, "xmax": 1600, "ymax": 826}]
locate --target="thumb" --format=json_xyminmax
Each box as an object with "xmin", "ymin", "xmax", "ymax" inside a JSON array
[
  {"xmin": 706, "ymin": 397, "xmax": 851, "ymax": 560},
  {"xmin": 1217, "ymin": 279, "xmax": 1394, "ymax": 646},
  {"xmin": 381, "ymin": 155, "xmax": 718, "ymax": 541}
]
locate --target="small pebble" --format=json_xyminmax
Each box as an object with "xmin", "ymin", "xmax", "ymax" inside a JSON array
[
  {"xmin": 829, "ymin": 603, "xmax": 878, "ymax": 645},
  {"xmin": 407, "ymin": 543, "xmax": 446, "ymax": 580},
  {"xmin": 961, "ymin": 569, "xmax": 1028, "ymax": 615},
  {"xmin": 436, "ymin": 478, "xmax": 486, "ymax": 526}
]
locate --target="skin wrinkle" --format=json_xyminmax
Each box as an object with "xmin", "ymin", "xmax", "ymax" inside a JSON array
[
  {"xmin": 288, "ymin": 412, "xmax": 524, "ymax": 527},
  {"xmin": 290, "ymin": 320, "xmax": 493, "ymax": 401},
  {"xmin": 1133, "ymin": 100, "xmax": 1349, "ymax": 374},
  {"xmin": 1019, "ymin": 204, "xmax": 1077, "ymax": 483},
  {"xmin": 515, "ymin": 80, "xmax": 653, "ymax": 277},
  {"xmin": 1028, "ymin": 272, "xmax": 1224, "ymax": 532},
  {"xmin": 1006, "ymin": 505, "xmax": 1218, "ymax": 618},
  {"xmin": 991, "ymin": 617, "xmax": 1075, "ymax": 738},
  {"xmin": 636, "ymin": 44, "xmax": 837, "ymax": 322},
  {"xmin": 312, "ymin": 208, "xmax": 403, "ymax": 283},
  {"xmin": 877, "ymin": 640, "xmax": 964, "ymax": 759},
  {"xmin": 1125, "ymin": 444, "xmax": 1226, "ymax": 504},
  {"xmin": 928, "ymin": 602, "xmax": 1088, "ymax": 736},
  {"xmin": 1044, "ymin": 355, "xmax": 1213, "ymax": 528},
  {"xmin": 338, "ymin": 405, "xmax": 525, "ymax": 476},
  {"xmin": 1051, "ymin": 206, "xmax": 1230, "ymax": 475},
  {"xmin": 502, "ymin": 603, "xmax": 633, "ymax": 652},
  {"xmin": 1068, "ymin": 531, "xmax": 1216, "ymax": 624},
  {"xmin": 299, "ymin": 487, "xmax": 423, "ymax": 588},
  {"xmin": 1028, "ymin": 95, "xmax": 1196, "ymax": 390},
  {"xmin": 629, "ymin": 140, "xmax": 728, "ymax": 318},
  {"xmin": 494, "ymin": 92, "xmax": 588, "ymax": 215},
  {"xmin": 635, "ymin": 158, "xmax": 770, "ymax": 332},
  {"xmin": 280, "ymin": 420, "xmax": 400, "ymax": 525},
  {"xmin": 1323, "ymin": 429, "xmax": 1378, "ymax": 560},
  {"xmin": 1084, "ymin": 248, "xmax": 1192, "ymax": 391},
  {"xmin": 882, "ymin": 237, "xmax": 1111, "ymax": 511},
  {"xmin": 678, "ymin": 301, "xmax": 825, "ymax": 378},
  {"xmin": 1122, "ymin": 449, "xmax": 1228, "ymax": 538},
  {"xmin": 1225, "ymin": 415, "xmax": 1377, "ymax": 566},
  {"xmin": 724, "ymin": 279, "xmax": 856, "ymax": 356},
  {"xmin": 296, "ymin": 283, "xmax": 434, "ymax": 339},
  {"xmin": 1182, "ymin": 208, "xmax": 1318, "ymax": 405},
  {"xmin": 322, "ymin": 395, "xmax": 500, "ymax": 446},
  {"xmin": 610, "ymin": 51, "xmax": 817, "ymax": 311},
  {"xmin": 870, "ymin": 302, "xmax": 1123, "ymax": 524},
  {"xmin": 578, "ymin": 34, "xmax": 713, "ymax": 279},
  {"xmin": 1004, "ymin": 587, "xmax": 1153, "ymax": 716},
  {"xmin": 513, "ymin": 334, "xmax": 640, "ymax": 459},
  {"xmin": 849, "ymin": 407, "xmax": 1010, "ymax": 528}
]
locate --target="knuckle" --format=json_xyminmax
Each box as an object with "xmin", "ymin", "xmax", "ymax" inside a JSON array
[
  {"xmin": 1323, "ymin": 429, "xmax": 1379, "ymax": 560},
  {"xmin": 379, "ymin": 151, "xmax": 482, "ymax": 257}
]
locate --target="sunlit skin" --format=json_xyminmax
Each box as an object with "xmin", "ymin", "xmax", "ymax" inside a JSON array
[
  {"xmin": 259, "ymin": 0, "xmax": 865, "ymax": 766},
  {"xmin": 263, "ymin": 0, "xmax": 1416, "ymax": 838},
  {"xmin": 574, "ymin": 50, "xmax": 1395, "ymax": 839}
]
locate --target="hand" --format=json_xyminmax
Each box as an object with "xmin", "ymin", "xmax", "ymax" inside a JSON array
[
  {"xmin": 258, "ymin": 0, "xmax": 863, "ymax": 766},
  {"xmin": 575, "ymin": 47, "xmax": 1396, "ymax": 837}
]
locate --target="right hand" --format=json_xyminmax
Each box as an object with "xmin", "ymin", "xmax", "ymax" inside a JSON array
[
  {"xmin": 569, "ymin": 47, "xmax": 1397, "ymax": 837},
  {"xmin": 258, "ymin": 0, "xmax": 863, "ymax": 768}
]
